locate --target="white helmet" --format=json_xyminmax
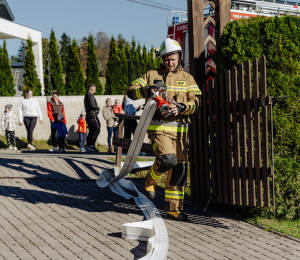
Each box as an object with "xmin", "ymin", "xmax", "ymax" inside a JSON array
[{"xmin": 157, "ymin": 38, "xmax": 182, "ymax": 59}]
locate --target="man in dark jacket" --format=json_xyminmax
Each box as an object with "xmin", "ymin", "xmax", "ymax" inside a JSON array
[{"xmin": 84, "ymin": 84, "xmax": 101, "ymax": 152}]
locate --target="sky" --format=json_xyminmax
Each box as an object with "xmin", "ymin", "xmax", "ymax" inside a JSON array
[{"xmin": 1, "ymin": 0, "xmax": 188, "ymax": 58}]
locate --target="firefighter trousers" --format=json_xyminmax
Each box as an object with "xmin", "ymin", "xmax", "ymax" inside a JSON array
[{"xmin": 146, "ymin": 133, "xmax": 188, "ymax": 213}]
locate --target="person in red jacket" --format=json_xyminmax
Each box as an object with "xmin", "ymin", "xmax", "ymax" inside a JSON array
[
  {"xmin": 78, "ymin": 112, "xmax": 87, "ymax": 152},
  {"xmin": 47, "ymin": 91, "xmax": 67, "ymax": 152}
]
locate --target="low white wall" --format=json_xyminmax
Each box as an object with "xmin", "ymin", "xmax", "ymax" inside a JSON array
[{"xmin": 0, "ymin": 95, "xmax": 146, "ymax": 146}]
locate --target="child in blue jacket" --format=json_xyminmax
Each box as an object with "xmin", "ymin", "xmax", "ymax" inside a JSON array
[{"xmin": 52, "ymin": 114, "xmax": 69, "ymax": 152}]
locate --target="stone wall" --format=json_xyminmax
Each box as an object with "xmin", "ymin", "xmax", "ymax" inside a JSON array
[{"xmin": 0, "ymin": 95, "xmax": 146, "ymax": 146}]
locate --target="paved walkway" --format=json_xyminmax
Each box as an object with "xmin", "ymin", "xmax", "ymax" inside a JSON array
[{"xmin": 0, "ymin": 155, "xmax": 299, "ymax": 260}]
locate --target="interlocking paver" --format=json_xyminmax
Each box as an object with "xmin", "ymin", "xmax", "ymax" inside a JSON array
[{"xmin": 0, "ymin": 155, "xmax": 299, "ymax": 260}]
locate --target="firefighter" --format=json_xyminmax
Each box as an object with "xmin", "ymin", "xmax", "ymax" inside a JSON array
[{"xmin": 127, "ymin": 38, "xmax": 201, "ymax": 221}]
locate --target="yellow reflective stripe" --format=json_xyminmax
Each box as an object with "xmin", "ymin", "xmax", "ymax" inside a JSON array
[
  {"xmin": 185, "ymin": 102, "xmax": 195, "ymax": 115},
  {"xmin": 137, "ymin": 78, "xmax": 147, "ymax": 86},
  {"xmin": 187, "ymin": 85, "xmax": 199, "ymax": 91},
  {"xmin": 148, "ymin": 125, "xmax": 189, "ymax": 132},
  {"xmin": 135, "ymin": 88, "xmax": 142, "ymax": 99},
  {"xmin": 153, "ymin": 143, "xmax": 157, "ymax": 151},
  {"xmin": 167, "ymin": 86, "xmax": 187, "ymax": 92},
  {"xmin": 149, "ymin": 166, "xmax": 161, "ymax": 180},
  {"xmin": 165, "ymin": 190, "xmax": 184, "ymax": 199}
]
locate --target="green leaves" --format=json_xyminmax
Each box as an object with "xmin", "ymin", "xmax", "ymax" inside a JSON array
[
  {"xmin": 23, "ymin": 38, "xmax": 41, "ymax": 96},
  {"xmin": 105, "ymin": 36, "xmax": 121, "ymax": 95},
  {"xmin": 48, "ymin": 29, "xmax": 65, "ymax": 95},
  {"xmin": 215, "ymin": 16, "xmax": 300, "ymax": 220},
  {"xmin": 85, "ymin": 34, "xmax": 103, "ymax": 95},
  {"xmin": 65, "ymin": 40, "xmax": 85, "ymax": 95},
  {"xmin": 0, "ymin": 41, "xmax": 15, "ymax": 96}
]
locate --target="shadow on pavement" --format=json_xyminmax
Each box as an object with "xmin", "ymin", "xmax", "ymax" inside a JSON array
[{"xmin": 0, "ymin": 156, "xmax": 229, "ymax": 259}]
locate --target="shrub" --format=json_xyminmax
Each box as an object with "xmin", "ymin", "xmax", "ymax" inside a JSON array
[
  {"xmin": 65, "ymin": 39, "xmax": 85, "ymax": 95},
  {"xmin": 23, "ymin": 38, "xmax": 42, "ymax": 96},
  {"xmin": 49, "ymin": 29, "xmax": 65, "ymax": 95},
  {"xmin": 214, "ymin": 16, "xmax": 300, "ymax": 219},
  {"xmin": 0, "ymin": 41, "xmax": 15, "ymax": 96},
  {"xmin": 85, "ymin": 34, "xmax": 103, "ymax": 95}
]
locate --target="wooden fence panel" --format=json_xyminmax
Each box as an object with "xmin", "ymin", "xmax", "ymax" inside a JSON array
[
  {"xmin": 214, "ymin": 77, "xmax": 223, "ymax": 204},
  {"xmin": 190, "ymin": 55, "xmax": 273, "ymax": 209},
  {"xmin": 198, "ymin": 86, "xmax": 206, "ymax": 203},
  {"xmin": 238, "ymin": 63, "xmax": 248, "ymax": 206},
  {"xmin": 232, "ymin": 66, "xmax": 242, "ymax": 205},
  {"xmin": 209, "ymin": 80, "xmax": 217, "ymax": 199},
  {"xmin": 253, "ymin": 58, "xmax": 263, "ymax": 207},
  {"xmin": 202, "ymin": 81, "xmax": 211, "ymax": 201},
  {"xmin": 260, "ymin": 56, "xmax": 270, "ymax": 207},
  {"xmin": 220, "ymin": 74, "xmax": 228, "ymax": 204},
  {"xmin": 245, "ymin": 60, "xmax": 256, "ymax": 206},
  {"xmin": 225, "ymin": 70, "xmax": 235, "ymax": 205}
]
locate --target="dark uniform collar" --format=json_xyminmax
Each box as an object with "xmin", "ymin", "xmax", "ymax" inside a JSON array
[{"xmin": 160, "ymin": 63, "xmax": 183, "ymax": 75}]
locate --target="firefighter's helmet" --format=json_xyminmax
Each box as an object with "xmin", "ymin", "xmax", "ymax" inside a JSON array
[{"xmin": 157, "ymin": 38, "xmax": 182, "ymax": 59}]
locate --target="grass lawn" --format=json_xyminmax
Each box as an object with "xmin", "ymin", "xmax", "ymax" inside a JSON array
[{"xmin": 245, "ymin": 218, "xmax": 300, "ymax": 239}]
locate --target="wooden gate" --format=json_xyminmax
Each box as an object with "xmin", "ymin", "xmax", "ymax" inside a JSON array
[{"xmin": 189, "ymin": 56, "xmax": 275, "ymax": 208}]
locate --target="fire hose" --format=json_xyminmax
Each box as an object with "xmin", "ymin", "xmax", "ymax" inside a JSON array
[{"xmin": 96, "ymin": 85, "xmax": 178, "ymax": 259}]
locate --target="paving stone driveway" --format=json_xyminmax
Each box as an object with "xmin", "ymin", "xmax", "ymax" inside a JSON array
[{"xmin": 0, "ymin": 155, "xmax": 299, "ymax": 260}]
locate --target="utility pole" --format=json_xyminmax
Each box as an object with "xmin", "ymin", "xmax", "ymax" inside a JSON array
[{"xmin": 48, "ymin": 53, "xmax": 52, "ymax": 96}]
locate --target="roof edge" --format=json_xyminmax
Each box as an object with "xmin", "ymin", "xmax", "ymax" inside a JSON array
[{"xmin": 0, "ymin": 0, "xmax": 15, "ymax": 21}]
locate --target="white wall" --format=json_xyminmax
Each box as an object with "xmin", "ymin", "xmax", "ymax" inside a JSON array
[
  {"xmin": 0, "ymin": 18, "xmax": 44, "ymax": 90},
  {"xmin": 0, "ymin": 95, "xmax": 146, "ymax": 146}
]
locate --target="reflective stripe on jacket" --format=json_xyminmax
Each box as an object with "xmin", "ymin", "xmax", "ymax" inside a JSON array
[{"xmin": 127, "ymin": 64, "xmax": 201, "ymax": 138}]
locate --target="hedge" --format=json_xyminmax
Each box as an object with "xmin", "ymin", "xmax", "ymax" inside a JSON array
[{"xmin": 214, "ymin": 16, "xmax": 300, "ymax": 220}]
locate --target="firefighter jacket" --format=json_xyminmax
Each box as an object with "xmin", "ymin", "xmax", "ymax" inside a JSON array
[{"xmin": 127, "ymin": 64, "xmax": 201, "ymax": 139}]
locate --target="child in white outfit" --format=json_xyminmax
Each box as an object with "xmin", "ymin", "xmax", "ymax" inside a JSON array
[{"xmin": 1, "ymin": 104, "xmax": 18, "ymax": 150}]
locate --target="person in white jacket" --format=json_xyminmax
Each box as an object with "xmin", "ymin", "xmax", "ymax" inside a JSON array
[{"xmin": 19, "ymin": 89, "xmax": 43, "ymax": 150}]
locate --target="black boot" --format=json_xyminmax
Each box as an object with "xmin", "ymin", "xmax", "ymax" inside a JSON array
[
  {"xmin": 167, "ymin": 212, "xmax": 188, "ymax": 221},
  {"xmin": 144, "ymin": 179, "xmax": 155, "ymax": 200}
]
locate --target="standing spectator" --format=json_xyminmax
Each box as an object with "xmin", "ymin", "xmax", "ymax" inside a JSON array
[
  {"xmin": 122, "ymin": 93, "xmax": 141, "ymax": 153},
  {"xmin": 112, "ymin": 99, "xmax": 122, "ymax": 127},
  {"xmin": 47, "ymin": 91, "xmax": 66, "ymax": 152},
  {"xmin": 52, "ymin": 114, "xmax": 68, "ymax": 152},
  {"xmin": 1, "ymin": 104, "xmax": 18, "ymax": 150},
  {"xmin": 84, "ymin": 84, "xmax": 101, "ymax": 152},
  {"xmin": 19, "ymin": 89, "xmax": 43, "ymax": 151},
  {"xmin": 102, "ymin": 98, "xmax": 118, "ymax": 153},
  {"xmin": 78, "ymin": 112, "xmax": 87, "ymax": 152}
]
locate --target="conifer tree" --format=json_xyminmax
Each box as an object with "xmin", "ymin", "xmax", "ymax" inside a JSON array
[
  {"xmin": 143, "ymin": 45, "xmax": 149, "ymax": 71},
  {"xmin": 0, "ymin": 42, "xmax": 15, "ymax": 96},
  {"xmin": 65, "ymin": 39, "xmax": 85, "ymax": 95},
  {"xmin": 148, "ymin": 47, "xmax": 155, "ymax": 68},
  {"xmin": 105, "ymin": 36, "xmax": 120, "ymax": 94},
  {"xmin": 23, "ymin": 38, "xmax": 42, "ymax": 96},
  {"xmin": 42, "ymin": 38, "xmax": 50, "ymax": 95},
  {"xmin": 17, "ymin": 41, "xmax": 27, "ymax": 62},
  {"xmin": 125, "ymin": 43, "xmax": 135, "ymax": 84},
  {"xmin": 131, "ymin": 37, "xmax": 142, "ymax": 79},
  {"xmin": 86, "ymin": 34, "xmax": 103, "ymax": 95},
  {"xmin": 49, "ymin": 29, "xmax": 65, "ymax": 95},
  {"xmin": 59, "ymin": 33, "xmax": 71, "ymax": 74},
  {"xmin": 117, "ymin": 36, "xmax": 128, "ymax": 94},
  {"xmin": 137, "ymin": 42, "xmax": 146, "ymax": 75}
]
